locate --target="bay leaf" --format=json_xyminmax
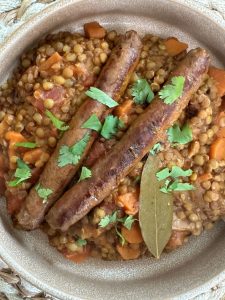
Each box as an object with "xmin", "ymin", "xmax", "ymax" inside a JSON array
[{"xmin": 139, "ymin": 155, "xmax": 173, "ymax": 259}]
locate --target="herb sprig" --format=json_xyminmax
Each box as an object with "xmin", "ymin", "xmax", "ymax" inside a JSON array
[
  {"xmin": 46, "ymin": 110, "xmax": 69, "ymax": 131},
  {"xmin": 159, "ymin": 76, "xmax": 185, "ymax": 104},
  {"xmin": 8, "ymin": 159, "xmax": 31, "ymax": 187},
  {"xmin": 85, "ymin": 87, "xmax": 118, "ymax": 108},
  {"xmin": 35, "ymin": 183, "xmax": 53, "ymax": 203},
  {"xmin": 167, "ymin": 123, "xmax": 192, "ymax": 145},
  {"xmin": 131, "ymin": 79, "xmax": 154, "ymax": 105}
]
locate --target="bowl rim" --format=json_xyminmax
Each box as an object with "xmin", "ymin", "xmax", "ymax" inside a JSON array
[{"xmin": 1, "ymin": 0, "xmax": 225, "ymax": 299}]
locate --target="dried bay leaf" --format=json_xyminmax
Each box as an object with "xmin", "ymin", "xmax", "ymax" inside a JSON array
[{"xmin": 139, "ymin": 155, "xmax": 173, "ymax": 258}]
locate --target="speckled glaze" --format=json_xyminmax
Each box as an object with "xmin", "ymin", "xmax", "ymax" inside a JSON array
[{"xmin": 1, "ymin": 0, "xmax": 225, "ymax": 299}]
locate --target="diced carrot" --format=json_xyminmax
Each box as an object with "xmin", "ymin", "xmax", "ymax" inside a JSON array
[
  {"xmin": 63, "ymin": 247, "xmax": 90, "ymax": 264},
  {"xmin": 116, "ymin": 244, "xmax": 141, "ymax": 260},
  {"xmin": 83, "ymin": 22, "xmax": 106, "ymax": 39},
  {"xmin": 121, "ymin": 222, "xmax": 143, "ymax": 244},
  {"xmin": 116, "ymin": 191, "xmax": 139, "ymax": 215},
  {"xmin": 5, "ymin": 131, "xmax": 26, "ymax": 144},
  {"xmin": 217, "ymin": 127, "xmax": 225, "ymax": 138},
  {"xmin": 209, "ymin": 138, "xmax": 225, "ymax": 160},
  {"xmin": 114, "ymin": 99, "xmax": 134, "ymax": 117},
  {"xmin": 39, "ymin": 52, "xmax": 62, "ymax": 71},
  {"xmin": 163, "ymin": 38, "xmax": 188, "ymax": 57},
  {"xmin": 197, "ymin": 173, "xmax": 212, "ymax": 183},
  {"xmin": 5, "ymin": 132, "xmax": 27, "ymax": 169},
  {"xmin": 23, "ymin": 149, "xmax": 45, "ymax": 165},
  {"xmin": 208, "ymin": 66, "xmax": 225, "ymax": 97}
]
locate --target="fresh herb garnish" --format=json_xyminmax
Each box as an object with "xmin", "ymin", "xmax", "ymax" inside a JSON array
[
  {"xmin": 122, "ymin": 215, "xmax": 136, "ymax": 230},
  {"xmin": 99, "ymin": 211, "xmax": 118, "ymax": 228},
  {"xmin": 85, "ymin": 87, "xmax": 118, "ymax": 108},
  {"xmin": 99, "ymin": 211, "xmax": 135, "ymax": 245},
  {"xmin": 8, "ymin": 159, "xmax": 31, "ymax": 187},
  {"xmin": 156, "ymin": 166, "xmax": 193, "ymax": 181},
  {"xmin": 79, "ymin": 166, "xmax": 92, "ymax": 182},
  {"xmin": 159, "ymin": 76, "xmax": 185, "ymax": 104},
  {"xmin": 115, "ymin": 227, "xmax": 126, "ymax": 246},
  {"xmin": 167, "ymin": 123, "xmax": 192, "ymax": 144},
  {"xmin": 160, "ymin": 179, "xmax": 195, "ymax": 193},
  {"xmin": 76, "ymin": 238, "xmax": 87, "ymax": 247},
  {"xmin": 101, "ymin": 115, "xmax": 123, "ymax": 139},
  {"xmin": 35, "ymin": 183, "xmax": 53, "ymax": 203},
  {"xmin": 58, "ymin": 133, "xmax": 90, "ymax": 167},
  {"xmin": 131, "ymin": 79, "xmax": 154, "ymax": 105},
  {"xmin": 150, "ymin": 143, "xmax": 162, "ymax": 156},
  {"xmin": 81, "ymin": 114, "xmax": 102, "ymax": 132},
  {"xmin": 15, "ymin": 142, "xmax": 37, "ymax": 149},
  {"xmin": 46, "ymin": 110, "xmax": 69, "ymax": 131}
]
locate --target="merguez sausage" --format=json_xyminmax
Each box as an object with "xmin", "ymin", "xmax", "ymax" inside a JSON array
[
  {"xmin": 16, "ymin": 31, "xmax": 142, "ymax": 230},
  {"xmin": 46, "ymin": 48, "xmax": 210, "ymax": 231}
]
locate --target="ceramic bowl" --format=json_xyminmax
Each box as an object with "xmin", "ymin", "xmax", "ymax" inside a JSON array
[{"xmin": 1, "ymin": 0, "xmax": 225, "ymax": 299}]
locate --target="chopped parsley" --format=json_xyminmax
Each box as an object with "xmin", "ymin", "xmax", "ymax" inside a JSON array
[
  {"xmin": 15, "ymin": 142, "xmax": 37, "ymax": 149},
  {"xmin": 167, "ymin": 123, "xmax": 192, "ymax": 144},
  {"xmin": 160, "ymin": 179, "xmax": 195, "ymax": 193},
  {"xmin": 81, "ymin": 114, "xmax": 102, "ymax": 132},
  {"xmin": 156, "ymin": 166, "xmax": 194, "ymax": 193},
  {"xmin": 150, "ymin": 143, "xmax": 162, "ymax": 156},
  {"xmin": 46, "ymin": 110, "xmax": 69, "ymax": 131},
  {"xmin": 131, "ymin": 79, "xmax": 154, "ymax": 105},
  {"xmin": 156, "ymin": 166, "xmax": 193, "ymax": 181},
  {"xmin": 35, "ymin": 183, "xmax": 53, "ymax": 203},
  {"xmin": 79, "ymin": 166, "xmax": 92, "ymax": 182},
  {"xmin": 85, "ymin": 87, "xmax": 118, "ymax": 108},
  {"xmin": 98, "ymin": 212, "xmax": 136, "ymax": 246},
  {"xmin": 101, "ymin": 115, "xmax": 123, "ymax": 139},
  {"xmin": 159, "ymin": 76, "xmax": 185, "ymax": 104},
  {"xmin": 58, "ymin": 133, "xmax": 90, "ymax": 167},
  {"xmin": 76, "ymin": 238, "xmax": 87, "ymax": 247},
  {"xmin": 8, "ymin": 159, "xmax": 31, "ymax": 187}
]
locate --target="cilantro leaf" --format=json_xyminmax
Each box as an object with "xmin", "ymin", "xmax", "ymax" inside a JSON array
[
  {"xmin": 99, "ymin": 211, "xmax": 118, "ymax": 228},
  {"xmin": 122, "ymin": 215, "xmax": 136, "ymax": 230},
  {"xmin": 76, "ymin": 238, "xmax": 87, "ymax": 247},
  {"xmin": 160, "ymin": 180, "xmax": 195, "ymax": 193},
  {"xmin": 131, "ymin": 79, "xmax": 154, "ymax": 105},
  {"xmin": 85, "ymin": 87, "xmax": 118, "ymax": 108},
  {"xmin": 15, "ymin": 142, "xmax": 37, "ymax": 149},
  {"xmin": 156, "ymin": 166, "xmax": 192, "ymax": 181},
  {"xmin": 159, "ymin": 76, "xmax": 185, "ymax": 104},
  {"xmin": 81, "ymin": 114, "xmax": 102, "ymax": 132},
  {"xmin": 150, "ymin": 143, "xmax": 162, "ymax": 156},
  {"xmin": 115, "ymin": 226, "xmax": 126, "ymax": 246},
  {"xmin": 79, "ymin": 166, "xmax": 92, "ymax": 182},
  {"xmin": 8, "ymin": 159, "xmax": 31, "ymax": 187},
  {"xmin": 46, "ymin": 110, "xmax": 69, "ymax": 131},
  {"xmin": 167, "ymin": 123, "xmax": 192, "ymax": 144},
  {"xmin": 101, "ymin": 115, "xmax": 121, "ymax": 139},
  {"xmin": 35, "ymin": 183, "xmax": 53, "ymax": 203},
  {"xmin": 58, "ymin": 133, "xmax": 90, "ymax": 167}
]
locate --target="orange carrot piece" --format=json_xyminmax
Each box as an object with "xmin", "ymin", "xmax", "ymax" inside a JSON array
[
  {"xmin": 164, "ymin": 38, "xmax": 188, "ymax": 57},
  {"xmin": 208, "ymin": 66, "xmax": 225, "ymax": 97},
  {"xmin": 116, "ymin": 244, "xmax": 140, "ymax": 260},
  {"xmin": 5, "ymin": 131, "xmax": 26, "ymax": 144},
  {"xmin": 64, "ymin": 251, "xmax": 89, "ymax": 263},
  {"xmin": 116, "ymin": 191, "xmax": 139, "ymax": 215},
  {"xmin": 84, "ymin": 22, "xmax": 106, "ymax": 39},
  {"xmin": 23, "ymin": 149, "xmax": 44, "ymax": 165},
  {"xmin": 115, "ymin": 99, "xmax": 133, "ymax": 117},
  {"xmin": 197, "ymin": 173, "xmax": 212, "ymax": 183},
  {"xmin": 209, "ymin": 138, "xmax": 225, "ymax": 160},
  {"xmin": 217, "ymin": 127, "xmax": 225, "ymax": 138},
  {"xmin": 39, "ymin": 52, "xmax": 62, "ymax": 71},
  {"xmin": 121, "ymin": 222, "xmax": 143, "ymax": 244}
]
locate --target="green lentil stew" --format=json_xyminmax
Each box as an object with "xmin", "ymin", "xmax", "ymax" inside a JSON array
[{"xmin": 1, "ymin": 22, "xmax": 225, "ymax": 262}]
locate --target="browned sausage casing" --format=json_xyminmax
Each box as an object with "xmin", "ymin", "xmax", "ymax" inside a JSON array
[
  {"xmin": 46, "ymin": 48, "xmax": 210, "ymax": 232},
  {"xmin": 16, "ymin": 31, "xmax": 142, "ymax": 230}
]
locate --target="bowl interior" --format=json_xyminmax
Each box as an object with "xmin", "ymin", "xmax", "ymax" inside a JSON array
[{"xmin": 1, "ymin": 0, "xmax": 225, "ymax": 299}]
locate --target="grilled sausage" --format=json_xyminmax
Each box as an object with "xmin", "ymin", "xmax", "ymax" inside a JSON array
[
  {"xmin": 16, "ymin": 31, "xmax": 142, "ymax": 230},
  {"xmin": 46, "ymin": 48, "xmax": 210, "ymax": 231}
]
